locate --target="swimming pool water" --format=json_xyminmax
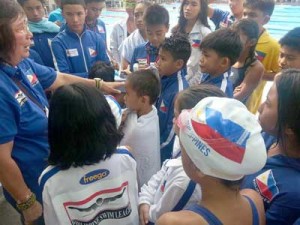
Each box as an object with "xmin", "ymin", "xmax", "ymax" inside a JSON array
[{"xmin": 100, "ymin": 3, "xmax": 300, "ymax": 41}]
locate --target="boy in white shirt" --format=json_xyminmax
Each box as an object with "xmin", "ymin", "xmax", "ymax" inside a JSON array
[{"xmin": 120, "ymin": 69, "xmax": 161, "ymax": 187}]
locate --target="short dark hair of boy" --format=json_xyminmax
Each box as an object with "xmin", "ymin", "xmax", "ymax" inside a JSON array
[
  {"xmin": 143, "ymin": 4, "xmax": 169, "ymax": 27},
  {"xmin": 127, "ymin": 69, "xmax": 160, "ymax": 105},
  {"xmin": 48, "ymin": 83, "xmax": 123, "ymax": 170},
  {"xmin": 61, "ymin": 0, "xmax": 85, "ymax": 9},
  {"xmin": 200, "ymin": 28, "xmax": 242, "ymax": 66},
  {"xmin": 160, "ymin": 34, "xmax": 191, "ymax": 66},
  {"xmin": 17, "ymin": 0, "xmax": 44, "ymax": 6},
  {"xmin": 89, "ymin": 61, "xmax": 115, "ymax": 82},
  {"xmin": 243, "ymin": 0, "xmax": 275, "ymax": 17},
  {"xmin": 279, "ymin": 27, "xmax": 300, "ymax": 53},
  {"xmin": 85, "ymin": 0, "xmax": 104, "ymax": 4}
]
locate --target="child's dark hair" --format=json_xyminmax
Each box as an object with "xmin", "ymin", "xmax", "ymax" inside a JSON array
[
  {"xmin": 232, "ymin": 18, "xmax": 259, "ymax": 65},
  {"xmin": 160, "ymin": 34, "xmax": 191, "ymax": 66},
  {"xmin": 61, "ymin": 0, "xmax": 85, "ymax": 9},
  {"xmin": 143, "ymin": 4, "xmax": 169, "ymax": 27},
  {"xmin": 18, "ymin": 0, "xmax": 45, "ymax": 6},
  {"xmin": 243, "ymin": 0, "xmax": 275, "ymax": 16},
  {"xmin": 172, "ymin": 0, "xmax": 210, "ymax": 34},
  {"xmin": 176, "ymin": 84, "xmax": 226, "ymax": 112},
  {"xmin": 200, "ymin": 28, "xmax": 242, "ymax": 66},
  {"xmin": 279, "ymin": 27, "xmax": 300, "ymax": 53},
  {"xmin": 127, "ymin": 69, "xmax": 160, "ymax": 105},
  {"xmin": 48, "ymin": 83, "xmax": 123, "ymax": 170},
  {"xmin": 89, "ymin": 61, "xmax": 115, "ymax": 82},
  {"xmin": 135, "ymin": 1, "xmax": 152, "ymax": 10},
  {"xmin": 275, "ymin": 69, "xmax": 300, "ymax": 153}
]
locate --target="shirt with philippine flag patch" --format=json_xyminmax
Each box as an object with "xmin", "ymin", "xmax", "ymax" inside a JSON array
[
  {"xmin": 0, "ymin": 58, "xmax": 57, "ymax": 207},
  {"xmin": 241, "ymin": 154, "xmax": 300, "ymax": 225},
  {"xmin": 155, "ymin": 69, "xmax": 189, "ymax": 162}
]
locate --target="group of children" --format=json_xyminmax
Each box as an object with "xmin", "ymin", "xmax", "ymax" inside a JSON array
[{"xmin": 7, "ymin": 0, "xmax": 300, "ymax": 223}]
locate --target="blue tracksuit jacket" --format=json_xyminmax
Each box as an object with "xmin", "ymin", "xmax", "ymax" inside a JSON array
[{"xmin": 51, "ymin": 25, "xmax": 109, "ymax": 78}]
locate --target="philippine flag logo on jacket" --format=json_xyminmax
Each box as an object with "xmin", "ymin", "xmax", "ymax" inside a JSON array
[
  {"xmin": 254, "ymin": 169, "xmax": 279, "ymax": 203},
  {"xmin": 191, "ymin": 107, "xmax": 250, "ymax": 164},
  {"xmin": 160, "ymin": 100, "xmax": 167, "ymax": 113},
  {"xmin": 192, "ymin": 39, "xmax": 201, "ymax": 48},
  {"xmin": 89, "ymin": 48, "xmax": 97, "ymax": 57}
]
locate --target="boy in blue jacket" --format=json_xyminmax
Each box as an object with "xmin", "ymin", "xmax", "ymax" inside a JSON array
[
  {"xmin": 51, "ymin": 0, "xmax": 109, "ymax": 78},
  {"xmin": 130, "ymin": 4, "xmax": 169, "ymax": 72},
  {"xmin": 155, "ymin": 34, "xmax": 191, "ymax": 163},
  {"xmin": 85, "ymin": 0, "xmax": 107, "ymax": 45},
  {"xmin": 199, "ymin": 28, "xmax": 242, "ymax": 97}
]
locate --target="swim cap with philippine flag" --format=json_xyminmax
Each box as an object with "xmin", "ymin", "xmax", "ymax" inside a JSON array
[{"xmin": 177, "ymin": 97, "xmax": 267, "ymax": 181}]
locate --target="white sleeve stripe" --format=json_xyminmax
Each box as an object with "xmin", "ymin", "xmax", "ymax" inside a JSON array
[{"xmin": 160, "ymin": 127, "xmax": 175, "ymax": 149}]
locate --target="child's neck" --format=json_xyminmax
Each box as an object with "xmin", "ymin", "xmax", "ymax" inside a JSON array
[
  {"xmin": 185, "ymin": 19, "xmax": 197, "ymax": 33},
  {"xmin": 136, "ymin": 104, "xmax": 152, "ymax": 118},
  {"xmin": 86, "ymin": 18, "xmax": 96, "ymax": 26},
  {"xmin": 210, "ymin": 68, "xmax": 229, "ymax": 77},
  {"xmin": 161, "ymin": 68, "xmax": 181, "ymax": 77}
]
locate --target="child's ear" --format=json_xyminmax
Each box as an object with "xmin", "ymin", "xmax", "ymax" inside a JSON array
[
  {"xmin": 175, "ymin": 59, "xmax": 184, "ymax": 70},
  {"xmin": 221, "ymin": 57, "xmax": 230, "ymax": 68},
  {"xmin": 262, "ymin": 14, "xmax": 270, "ymax": 25},
  {"xmin": 141, "ymin": 95, "xmax": 151, "ymax": 105}
]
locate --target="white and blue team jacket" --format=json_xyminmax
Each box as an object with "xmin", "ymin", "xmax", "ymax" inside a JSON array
[
  {"xmin": 155, "ymin": 69, "xmax": 189, "ymax": 163},
  {"xmin": 51, "ymin": 25, "xmax": 110, "ymax": 78},
  {"xmin": 39, "ymin": 147, "xmax": 139, "ymax": 225}
]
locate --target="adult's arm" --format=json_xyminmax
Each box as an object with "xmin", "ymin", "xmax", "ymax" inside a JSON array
[
  {"xmin": 48, "ymin": 72, "xmax": 123, "ymax": 94},
  {"xmin": 0, "ymin": 142, "xmax": 42, "ymax": 224}
]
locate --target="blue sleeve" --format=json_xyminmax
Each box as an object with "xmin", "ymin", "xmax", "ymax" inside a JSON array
[
  {"xmin": 265, "ymin": 194, "xmax": 300, "ymax": 225},
  {"xmin": 226, "ymin": 80, "xmax": 233, "ymax": 97},
  {"xmin": 0, "ymin": 91, "xmax": 19, "ymax": 144},
  {"xmin": 27, "ymin": 59, "xmax": 57, "ymax": 90},
  {"xmin": 159, "ymin": 93, "xmax": 176, "ymax": 161},
  {"xmin": 51, "ymin": 38, "xmax": 70, "ymax": 73},
  {"xmin": 99, "ymin": 20, "xmax": 107, "ymax": 46},
  {"xmin": 210, "ymin": 8, "xmax": 230, "ymax": 29},
  {"xmin": 96, "ymin": 34, "xmax": 110, "ymax": 63}
]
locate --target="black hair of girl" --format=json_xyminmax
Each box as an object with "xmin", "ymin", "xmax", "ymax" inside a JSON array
[
  {"xmin": 275, "ymin": 69, "xmax": 300, "ymax": 152},
  {"xmin": 172, "ymin": 0, "xmax": 210, "ymax": 34},
  {"xmin": 232, "ymin": 18, "xmax": 259, "ymax": 67},
  {"xmin": 48, "ymin": 83, "xmax": 123, "ymax": 170}
]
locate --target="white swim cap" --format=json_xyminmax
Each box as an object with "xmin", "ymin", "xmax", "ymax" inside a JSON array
[{"xmin": 178, "ymin": 97, "xmax": 267, "ymax": 181}]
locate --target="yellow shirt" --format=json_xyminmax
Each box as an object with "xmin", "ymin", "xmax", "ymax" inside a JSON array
[{"xmin": 246, "ymin": 30, "xmax": 280, "ymax": 113}]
